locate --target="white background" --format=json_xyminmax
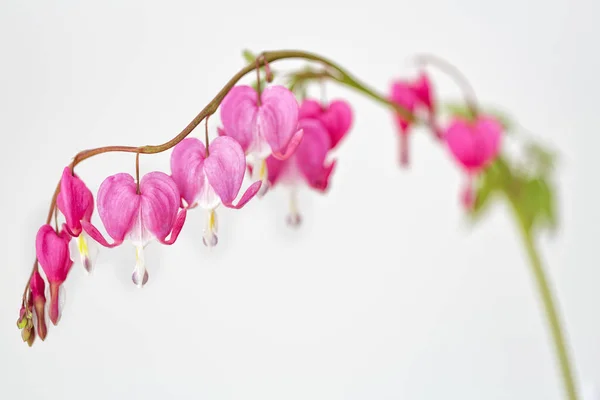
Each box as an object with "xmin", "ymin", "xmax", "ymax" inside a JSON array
[{"xmin": 1, "ymin": 1, "xmax": 599, "ymax": 399}]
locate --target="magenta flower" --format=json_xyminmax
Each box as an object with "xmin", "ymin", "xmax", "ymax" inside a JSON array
[
  {"xmin": 411, "ymin": 72, "xmax": 435, "ymax": 115},
  {"xmin": 81, "ymin": 172, "xmax": 187, "ymax": 287},
  {"xmin": 264, "ymin": 118, "xmax": 335, "ymax": 226},
  {"xmin": 56, "ymin": 166, "xmax": 95, "ymax": 272},
  {"xmin": 29, "ymin": 270, "xmax": 47, "ymax": 340},
  {"xmin": 170, "ymin": 136, "xmax": 262, "ymax": 246},
  {"xmin": 444, "ymin": 115, "xmax": 503, "ymax": 208},
  {"xmin": 219, "ymin": 85, "xmax": 303, "ymax": 194},
  {"xmin": 389, "ymin": 72, "xmax": 435, "ymax": 166},
  {"xmin": 35, "ymin": 224, "xmax": 73, "ymax": 325},
  {"xmin": 298, "ymin": 99, "xmax": 353, "ymax": 148}
]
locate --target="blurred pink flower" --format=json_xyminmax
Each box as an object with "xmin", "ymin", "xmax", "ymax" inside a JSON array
[
  {"xmin": 444, "ymin": 115, "xmax": 503, "ymax": 209},
  {"xmin": 389, "ymin": 72, "xmax": 435, "ymax": 166},
  {"xmin": 264, "ymin": 118, "xmax": 336, "ymax": 226}
]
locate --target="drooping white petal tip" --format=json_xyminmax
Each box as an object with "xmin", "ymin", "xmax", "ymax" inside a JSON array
[
  {"xmin": 286, "ymin": 212, "xmax": 302, "ymax": 228},
  {"xmin": 132, "ymin": 246, "xmax": 148, "ymax": 288},
  {"xmin": 202, "ymin": 210, "xmax": 219, "ymax": 248}
]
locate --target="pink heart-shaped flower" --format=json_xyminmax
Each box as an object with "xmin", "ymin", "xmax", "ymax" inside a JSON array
[
  {"xmin": 171, "ymin": 136, "xmax": 262, "ymax": 210},
  {"xmin": 56, "ymin": 166, "xmax": 94, "ymax": 237},
  {"xmin": 35, "ymin": 224, "xmax": 73, "ymax": 325},
  {"xmin": 219, "ymin": 85, "xmax": 303, "ymax": 160},
  {"xmin": 36, "ymin": 224, "xmax": 73, "ymax": 284},
  {"xmin": 266, "ymin": 118, "xmax": 335, "ymax": 192},
  {"xmin": 299, "ymin": 99, "xmax": 353, "ymax": 148},
  {"xmin": 444, "ymin": 115, "xmax": 502, "ymax": 172},
  {"xmin": 83, "ymin": 172, "xmax": 185, "ymax": 248},
  {"xmin": 82, "ymin": 171, "xmax": 186, "ymax": 287}
]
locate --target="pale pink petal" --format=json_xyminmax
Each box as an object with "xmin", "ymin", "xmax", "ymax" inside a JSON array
[
  {"xmin": 223, "ymin": 181, "xmax": 262, "ymax": 209},
  {"xmin": 81, "ymin": 221, "xmax": 124, "ymax": 248},
  {"xmin": 158, "ymin": 209, "xmax": 187, "ymax": 245},
  {"xmin": 258, "ymin": 85, "xmax": 300, "ymax": 155},
  {"xmin": 203, "ymin": 136, "xmax": 246, "ymax": 205},
  {"xmin": 321, "ymin": 100, "xmax": 353, "ymax": 148},
  {"xmin": 35, "ymin": 224, "xmax": 73, "ymax": 284},
  {"xmin": 271, "ymin": 129, "xmax": 304, "ymax": 160},
  {"xmin": 220, "ymin": 85, "xmax": 258, "ymax": 152},
  {"xmin": 56, "ymin": 166, "xmax": 94, "ymax": 237},
  {"xmin": 139, "ymin": 172, "xmax": 181, "ymax": 242},
  {"xmin": 97, "ymin": 173, "xmax": 141, "ymax": 242},
  {"xmin": 170, "ymin": 138, "xmax": 207, "ymax": 206},
  {"xmin": 294, "ymin": 119, "xmax": 334, "ymax": 191},
  {"xmin": 298, "ymin": 99, "xmax": 322, "ymax": 119}
]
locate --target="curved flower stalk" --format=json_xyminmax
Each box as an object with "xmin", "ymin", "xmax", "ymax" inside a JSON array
[
  {"xmin": 170, "ymin": 136, "xmax": 262, "ymax": 247},
  {"xmin": 444, "ymin": 115, "xmax": 502, "ymax": 208},
  {"xmin": 389, "ymin": 72, "xmax": 435, "ymax": 166},
  {"xmin": 82, "ymin": 172, "xmax": 187, "ymax": 287},
  {"xmin": 218, "ymin": 85, "xmax": 303, "ymax": 195},
  {"xmin": 56, "ymin": 166, "xmax": 95, "ymax": 272},
  {"xmin": 16, "ymin": 48, "xmax": 578, "ymax": 400},
  {"xmin": 265, "ymin": 98, "xmax": 353, "ymax": 225}
]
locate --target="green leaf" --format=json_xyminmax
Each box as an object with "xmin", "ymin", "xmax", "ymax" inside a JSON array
[
  {"xmin": 468, "ymin": 157, "xmax": 511, "ymax": 221},
  {"xmin": 513, "ymin": 176, "xmax": 557, "ymax": 233},
  {"xmin": 242, "ymin": 49, "xmax": 257, "ymax": 64},
  {"xmin": 524, "ymin": 142, "xmax": 556, "ymax": 175},
  {"xmin": 531, "ymin": 178, "xmax": 557, "ymax": 231}
]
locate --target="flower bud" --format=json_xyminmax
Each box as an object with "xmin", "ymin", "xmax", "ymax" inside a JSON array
[{"xmin": 30, "ymin": 270, "xmax": 47, "ymax": 340}]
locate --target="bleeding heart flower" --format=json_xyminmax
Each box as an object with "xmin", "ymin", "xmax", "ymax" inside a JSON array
[
  {"xmin": 219, "ymin": 85, "xmax": 303, "ymax": 194},
  {"xmin": 298, "ymin": 99, "xmax": 353, "ymax": 148},
  {"xmin": 35, "ymin": 224, "xmax": 73, "ymax": 325},
  {"xmin": 389, "ymin": 72, "xmax": 436, "ymax": 166},
  {"xmin": 29, "ymin": 270, "xmax": 47, "ymax": 340},
  {"xmin": 170, "ymin": 136, "xmax": 262, "ymax": 247},
  {"xmin": 81, "ymin": 172, "xmax": 187, "ymax": 287},
  {"xmin": 412, "ymin": 72, "xmax": 435, "ymax": 114},
  {"xmin": 390, "ymin": 81, "xmax": 418, "ymax": 166},
  {"xmin": 444, "ymin": 115, "xmax": 503, "ymax": 209},
  {"xmin": 264, "ymin": 118, "xmax": 335, "ymax": 226},
  {"xmin": 56, "ymin": 166, "xmax": 95, "ymax": 272}
]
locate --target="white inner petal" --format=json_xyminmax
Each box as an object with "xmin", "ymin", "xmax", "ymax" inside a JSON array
[
  {"xmin": 196, "ymin": 174, "xmax": 221, "ymax": 210},
  {"xmin": 126, "ymin": 208, "xmax": 155, "ymax": 248},
  {"xmin": 278, "ymin": 157, "xmax": 301, "ymax": 187},
  {"xmin": 248, "ymin": 114, "xmax": 273, "ymax": 159}
]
